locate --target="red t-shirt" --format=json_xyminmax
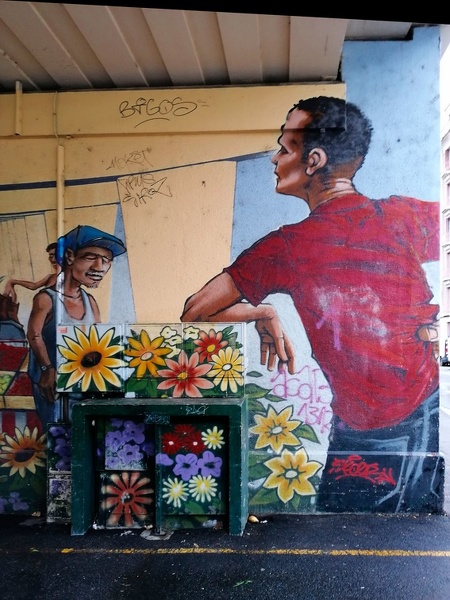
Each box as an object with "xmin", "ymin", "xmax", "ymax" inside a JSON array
[{"xmin": 225, "ymin": 193, "xmax": 439, "ymax": 430}]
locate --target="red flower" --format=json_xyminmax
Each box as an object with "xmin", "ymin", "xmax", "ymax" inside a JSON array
[
  {"xmin": 101, "ymin": 472, "xmax": 153, "ymax": 528},
  {"xmin": 183, "ymin": 430, "xmax": 206, "ymax": 454},
  {"xmin": 173, "ymin": 424, "xmax": 196, "ymax": 437},
  {"xmin": 193, "ymin": 329, "xmax": 227, "ymax": 362},
  {"xmin": 161, "ymin": 432, "xmax": 183, "ymax": 454}
]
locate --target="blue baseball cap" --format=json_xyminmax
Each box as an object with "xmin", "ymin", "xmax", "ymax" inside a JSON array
[{"xmin": 56, "ymin": 225, "xmax": 127, "ymax": 266}]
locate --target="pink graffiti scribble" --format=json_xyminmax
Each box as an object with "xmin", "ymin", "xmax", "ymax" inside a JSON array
[
  {"xmin": 316, "ymin": 303, "xmax": 341, "ymax": 350},
  {"xmin": 269, "ymin": 365, "xmax": 332, "ymax": 434},
  {"xmin": 328, "ymin": 454, "xmax": 397, "ymax": 485}
]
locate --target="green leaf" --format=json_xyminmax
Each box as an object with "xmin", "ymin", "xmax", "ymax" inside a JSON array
[
  {"xmin": 249, "ymin": 486, "xmax": 279, "ymax": 506},
  {"xmin": 248, "ymin": 452, "xmax": 269, "ymax": 467},
  {"xmin": 292, "ymin": 423, "xmax": 320, "ymax": 444},
  {"xmin": 184, "ymin": 500, "xmax": 204, "ymax": 513},
  {"xmin": 126, "ymin": 377, "xmax": 148, "ymax": 392},
  {"xmin": 221, "ymin": 326, "xmax": 234, "ymax": 337},
  {"xmin": 248, "ymin": 462, "xmax": 270, "ymax": 480},
  {"xmin": 247, "ymin": 398, "xmax": 266, "ymax": 413},
  {"xmin": 247, "ymin": 371, "xmax": 263, "ymax": 378},
  {"xmin": 183, "ymin": 340, "xmax": 196, "ymax": 353},
  {"xmin": 56, "ymin": 373, "xmax": 71, "ymax": 390},
  {"xmin": 265, "ymin": 393, "xmax": 285, "ymax": 403},
  {"xmin": 244, "ymin": 383, "xmax": 270, "ymax": 399}
]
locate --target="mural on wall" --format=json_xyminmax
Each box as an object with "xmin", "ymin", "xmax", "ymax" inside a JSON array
[
  {"xmin": 180, "ymin": 95, "xmax": 441, "ymax": 514},
  {"xmin": 0, "ymin": 26, "xmax": 442, "ymax": 519}
]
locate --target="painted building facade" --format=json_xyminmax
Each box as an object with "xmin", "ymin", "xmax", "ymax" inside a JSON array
[{"xmin": 0, "ymin": 26, "xmax": 443, "ymax": 525}]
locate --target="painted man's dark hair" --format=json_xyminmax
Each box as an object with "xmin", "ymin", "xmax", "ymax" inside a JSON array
[{"xmin": 289, "ymin": 96, "xmax": 373, "ymax": 168}]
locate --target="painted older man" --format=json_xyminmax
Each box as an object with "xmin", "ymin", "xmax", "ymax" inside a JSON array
[{"xmin": 27, "ymin": 225, "xmax": 127, "ymax": 430}]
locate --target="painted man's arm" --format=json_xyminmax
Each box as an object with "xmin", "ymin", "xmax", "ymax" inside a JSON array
[
  {"xmin": 181, "ymin": 272, "xmax": 295, "ymax": 373},
  {"xmin": 27, "ymin": 292, "xmax": 56, "ymax": 403},
  {"xmin": 4, "ymin": 274, "xmax": 55, "ymax": 301}
]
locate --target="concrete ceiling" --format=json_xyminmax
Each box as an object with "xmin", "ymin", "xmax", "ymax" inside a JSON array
[{"xmin": 0, "ymin": 2, "xmax": 444, "ymax": 93}]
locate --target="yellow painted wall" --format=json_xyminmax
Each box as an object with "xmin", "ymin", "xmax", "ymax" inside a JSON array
[{"xmin": 0, "ymin": 83, "xmax": 345, "ymax": 324}]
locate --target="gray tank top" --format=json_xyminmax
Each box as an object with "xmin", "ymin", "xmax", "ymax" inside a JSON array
[{"xmin": 28, "ymin": 287, "xmax": 97, "ymax": 382}]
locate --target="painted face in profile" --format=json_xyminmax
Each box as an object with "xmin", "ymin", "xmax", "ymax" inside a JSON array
[{"xmin": 271, "ymin": 109, "xmax": 312, "ymax": 199}]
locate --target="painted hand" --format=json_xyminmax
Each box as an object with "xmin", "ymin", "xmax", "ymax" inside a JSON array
[
  {"xmin": 255, "ymin": 307, "xmax": 296, "ymax": 374},
  {"xmin": 38, "ymin": 368, "xmax": 56, "ymax": 403}
]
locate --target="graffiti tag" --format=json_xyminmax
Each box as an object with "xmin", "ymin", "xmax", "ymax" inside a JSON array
[
  {"xmin": 270, "ymin": 365, "xmax": 333, "ymax": 434},
  {"xmin": 118, "ymin": 173, "xmax": 172, "ymax": 207},
  {"xmin": 118, "ymin": 96, "xmax": 198, "ymax": 128},
  {"xmin": 185, "ymin": 405, "xmax": 208, "ymax": 416},
  {"xmin": 107, "ymin": 148, "xmax": 153, "ymax": 171},
  {"xmin": 328, "ymin": 454, "xmax": 397, "ymax": 485}
]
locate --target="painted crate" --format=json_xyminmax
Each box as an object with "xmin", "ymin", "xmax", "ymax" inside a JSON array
[
  {"xmin": 56, "ymin": 324, "xmax": 125, "ymax": 394},
  {"xmin": 158, "ymin": 419, "xmax": 228, "ymax": 524},
  {"xmin": 123, "ymin": 322, "xmax": 245, "ymax": 399}
]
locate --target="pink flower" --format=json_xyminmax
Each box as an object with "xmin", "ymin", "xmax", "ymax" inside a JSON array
[
  {"xmin": 193, "ymin": 329, "xmax": 227, "ymax": 362},
  {"xmin": 157, "ymin": 350, "xmax": 214, "ymax": 397}
]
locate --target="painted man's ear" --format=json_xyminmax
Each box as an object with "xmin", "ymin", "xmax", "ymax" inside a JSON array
[
  {"xmin": 306, "ymin": 147, "xmax": 328, "ymax": 175},
  {"xmin": 65, "ymin": 248, "xmax": 75, "ymax": 266}
]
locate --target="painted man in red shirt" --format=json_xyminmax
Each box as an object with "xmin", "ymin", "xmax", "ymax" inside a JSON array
[{"xmin": 181, "ymin": 96, "xmax": 441, "ymax": 512}]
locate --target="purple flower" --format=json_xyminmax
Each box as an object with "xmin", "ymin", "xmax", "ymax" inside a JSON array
[
  {"xmin": 110, "ymin": 418, "xmax": 123, "ymax": 429},
  {"xmin": 9, "ymin": 493, "xmax": 29, "ymax": 511},
  {"xmin": 122, "ymin": 420, "xmax": 146, "ymax": 444},
  {"xmin": 0, "ymin": 498, "xmax": 7, "ymax": 513},
  {"xmin": 49, "ymin": 479, "xmax": 65, "ymax": 496},
  {"xmin": 173, "ymin": 453, "xmax": 199, "ymax": 481},
  {"xmin": 105, "ymin": 430, "xmax": 124, "ymax": 452},
  {"xmin": 117, "ymin": 443, "xmax": 144, "ymax": 464},
  {"xmin": 198, "ymin": 450, "xmax": 222, "ymax": 477},
  {"xmin": 156, "ymin": 453, "xmax": 173, "ymax": 466},
  {"xmin": 55, "ymin": 438, "xmax": 71, "ymax": 458},
  {"xmin": 49, "ymin": 426, "xmax": 67, "ymax": 437},
  {"xmin": 55, "ymin": 457, "xmax": 71, "ymax": 471},
  {"xmin": 105, "ymin": 455, "xmax": 122, "ymax": 469}
]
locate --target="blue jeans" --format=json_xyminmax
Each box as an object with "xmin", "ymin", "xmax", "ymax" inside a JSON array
[
  {"xmin": 33, "ymin": 384, "xmax": 82, "ymax": 432},
  {"xmin": 316, "ymin": 389, "xmax": 444, "ymax": 513}
]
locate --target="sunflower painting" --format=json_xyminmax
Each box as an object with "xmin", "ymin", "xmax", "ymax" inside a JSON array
[
  {"xmin": 123, "ymin": 322, "xmax": 245, "ymax": 399},
  {"xmin": 56, "ymin": 324, "xmax": 126, "ymax": 393},
  {"xmin": 0, "ymin": 422, "xmax": 47, "ymax": 514}
]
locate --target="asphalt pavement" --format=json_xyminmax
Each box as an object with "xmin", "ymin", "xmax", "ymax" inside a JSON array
[{"xmin": 2, "ymin": 511, "xmax": 450, "ymax": 600}]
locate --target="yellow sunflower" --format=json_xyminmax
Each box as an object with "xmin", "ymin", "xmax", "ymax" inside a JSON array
[
  {"xmin": 58, "ymin": 325, "xmax": 125, "ymax": 392},
  {"xmin": 263, "ymin": 448, "xmax": 322, "ymax": 503},
  {"xmin": 208, "ymin": 347, "xmax": 244, "ymax": 393},
  {"xmin": 0, "ymin": 426, "xmax": 46, "ymax": 478},
  {"xmin": 125, "ymin": 331, "xmax": 171, "ymax": 378},
  {"xmin": 250, "ymin": 405, "xmax": 301, "ymax": 454}
]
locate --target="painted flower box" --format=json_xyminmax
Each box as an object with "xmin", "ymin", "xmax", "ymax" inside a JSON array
[
  {"xmin": 56, "ymin": 324, "xmax": 125, "ymax": 393},
  {"xmin": 124, "ymin": 322, "xmax": 245, "ymax": 399},
  {"xmin": 158, "ymin": 420, "xmax": 228, "ymax": 522},
  {"xmin": 96, "ymin": 471, "xmax": 155, "ymax": 529}
]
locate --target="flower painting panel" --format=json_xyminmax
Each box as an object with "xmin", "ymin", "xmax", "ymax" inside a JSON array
[
  {"xmin": 181, "ymin": 323, "xmax": 246, "ymax": 398},
  {"xmin": 158, "ymin": 420, "xmax": 227, "ymax": 517},
  {"xmin": 124, "ymin": 323, "xmax": 245, "ymax": 399},
  {"xmin": 0, "ymin": 418, "xmax": 47, "ymax": 514},
  {"xmin": 56, "ymin": 324, "xmax": 125, "ymax": 393},
  {"xmin": 97, "ymin": 471, "xmax": 154, "ymax": 529},
  {"xmin": 47, "ymin": 423, "xmax": 72, "ymax": 474},
  {"xmin": 123, "ymin": 324, "xmax": 182, "ymax": 398},
  {"xmin": 102, "ymin": 417, "xmax": 155, "ymax": 471}
]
